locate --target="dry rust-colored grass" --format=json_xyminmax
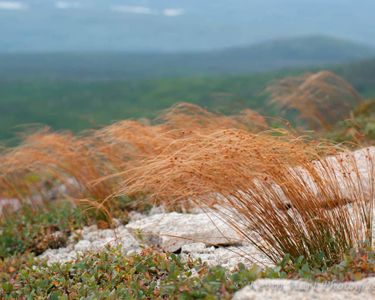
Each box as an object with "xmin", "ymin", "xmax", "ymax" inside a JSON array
[
  {"xmin": 0, "ymin": 101, "xmax": 373, "ymax": 265},
  {"xmin": 0, "ymin": 129, "xmax": 116, "ymax": 204},
  {"xmin": 117, "ymin": 128, "xmax": 374, "ymax": 265},
  {"xmin": 159, "ymin": 102, "xmax": 268, "ymax": 132},
  {"xmin": 0, "ymin": 103, "xmax": 267, "ymax": 210},
  {"xmin": 266, "ymin": 71, "xmax": 362, "ymax": 130}
]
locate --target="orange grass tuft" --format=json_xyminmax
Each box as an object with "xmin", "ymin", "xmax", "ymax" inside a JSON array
[
  {"xmin": 0, "ymin": 129, "xmax": 116, "ymax": 205},
  {"xmin": 0, "ymin": 103, "xmax": 267, "ymax": 211},
  {"xmin": 266, "ymin": 71, "xmax": 362, "ymax": 130},
  {"xmin": 158, "ymin": 102, "xmax": 267, "ymax": 132},
  {"xmin": 116, "ymin": 129, "xmax": 374, "ymax": 265}
]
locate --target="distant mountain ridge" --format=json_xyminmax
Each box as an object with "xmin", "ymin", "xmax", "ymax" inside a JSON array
[
  {"xmin": 0, "ymin": 36, "xmax": 374, "ymax": 81},
  {"xmin": 1, "ymin": 0, "xmax": 375, "ymax": 52}
]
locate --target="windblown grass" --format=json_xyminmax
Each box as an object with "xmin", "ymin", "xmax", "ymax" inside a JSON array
[
  {"xmin": 0, "ymin": 103, "xmax": 266, "ymax": 213},
  {"xmin": 0, "ymin": 100, "xmax": 372, "ymax": 267},
  {"xmin": 266, "ymin": 71, "xmax": 362, "ymax": 130},
  {"xmin": 159, "ymin": 102, "xmax": 268, "ymax": 132},
  {"xmin": 117, "ymin": 129, "xmax": 374, "ymax": 266},
  {"xmin": 0, "ymin": 130, "xmax": 115, "ymax": 203}
]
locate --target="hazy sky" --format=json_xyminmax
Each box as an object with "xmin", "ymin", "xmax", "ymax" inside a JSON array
[{"xmin": 0, "ymin": 0, "xmax": 374, "ymax": 52}]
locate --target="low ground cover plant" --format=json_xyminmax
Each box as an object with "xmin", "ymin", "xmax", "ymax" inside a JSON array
[
  {"xmin": 1, "ymin": 247, "xmax": 258, "ymax": 299},
  {"xmin": 330, "ymin": 100, "xmax": 375, "ymax": 145},
  {"xmin": 1, "ymin": 246, "xmax": 373, "ymax": 299},
  {"xmin": 0, "ymin": 201, "xmax": 90, "ymax": 258}
]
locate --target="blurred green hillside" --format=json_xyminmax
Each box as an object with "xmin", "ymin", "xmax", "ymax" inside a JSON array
[
  {"xmin": 0, "ymin": 43, "xmax": 375, "ymax": 142},
  {"xmin": 0, "ymin": 67, "xmax": 373, "ymax": 142},
  {"xmin": 0, "ymin": 73, "xmax": 278, "ymax": 141}
]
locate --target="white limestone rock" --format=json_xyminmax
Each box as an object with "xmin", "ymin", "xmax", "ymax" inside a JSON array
[
  {"xmin": 125, "ymin": 212, "xmax": 243, "ymax": 252},
  {"xmin": 38, "ymin": 225, "xmax": 140, "ymax": 264},
  {"xmin": 74, "ymin": 240, "xmax": 92, "ymax": 252},
  {"xmin": 181, "ymin": 243, "xmax": 272, "ymax": 270}
]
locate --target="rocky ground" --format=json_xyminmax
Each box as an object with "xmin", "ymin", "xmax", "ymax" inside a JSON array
[
  {"xmin": 39, "ymin": 209, "xmax": 271, "ymax": 269},
  {"xmin": 36, "ymin": 205, "xmax": 375, "ymax": 299}
]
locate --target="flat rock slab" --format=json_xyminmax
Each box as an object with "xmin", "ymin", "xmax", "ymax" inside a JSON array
[
  {"xmin": 233, "ymin": 277, "xmax": 375, "ymax": 300},
  {"xmin": 125, "ymin": 212, "xmax": 243, "ymax": 252}
]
